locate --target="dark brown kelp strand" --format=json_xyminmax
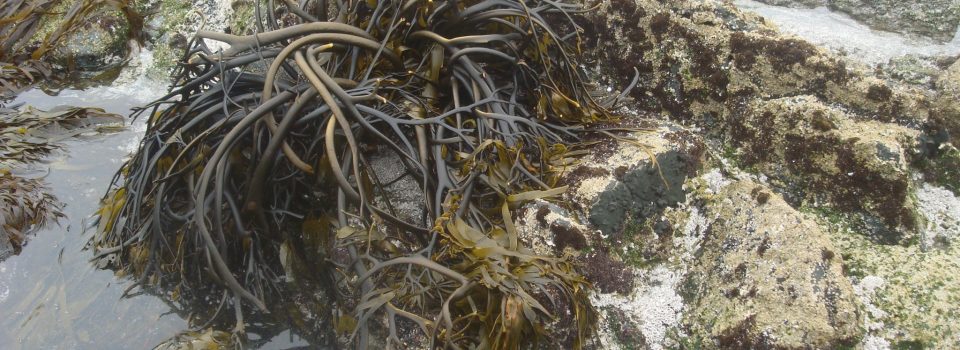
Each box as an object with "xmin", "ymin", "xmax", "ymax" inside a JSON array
[{"xmin": 93, "ymin": 0, "xmax": 617, "ymax": 347}]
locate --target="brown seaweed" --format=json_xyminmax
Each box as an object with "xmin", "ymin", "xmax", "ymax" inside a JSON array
[{"xmin": 92, "ymin": 0, "xmax": 629, "ymax": 347}]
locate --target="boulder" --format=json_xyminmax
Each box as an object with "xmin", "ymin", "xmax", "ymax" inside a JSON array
[
  {"xmin": 23, "ymin": 1, "xmax": 136, "ymax": 71},
  {"xmin": 729, "ymin": 95, "xmax": 920, "ymax": 243},
  {"xmin": 682, "ymin": 179, "xmax": 862, "ymax": 348},
  {"xmin": 49, "ymin": 7, "xmax": 131, "ymax": 70}
]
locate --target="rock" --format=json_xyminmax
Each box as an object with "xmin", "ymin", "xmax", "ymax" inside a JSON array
[
  {"xmin": 563, "ymin": 123, "xmax": 706, "ymax": 236},
  {"xmin": 583, "ymin": 0, "xmax": 933, "ymax": 126},
  {"xmin": 915, "ymin": 184, "xmax": 960, "ymax": 249},
  {"xmin": 751, "ymin": 0, "xmax": 960, "ymax": 43},
  {"xmin": 523, "ymin": 121, "xmax": 706, "ymax": 349},
  {"xmin": 729, "ymin": 95, "xmax": 920, "ymax": 242},
  {"xmin": 23, "ymin": 1, "xmax": 136, "ymax": 71},
  {"xmin": 933, "ymin": 58, "xmax": 960, "ymax": 143},
  {"xmin": 580, "ymin": 0, "xmax": 952, "ymax": 242},
  {"xmin": 513, "ymin": 121, "xmax": 708, "ymax": 298},
  {"xmin": 143, "ymin": 0, "xmax": 258, "ymax": 78},
  {"xmin": 814, "ymin": 206, "xmax": 960, "ymax": 348},
  {"xmin": 881, "ymin": 54, "xmax": 947, "ymax": 88},
  {"xmin": 682, "ymin": 179, "xmax": 861, "ymax": 348},
  {"xmin": 50, "ymin": 7, "xmax": 131, "ymax": 70},
  {"xmin": 592, "ymin": 265, "xmax": 687, "ymax": 350},
  {"xmin": 916, "ymin": 61, "xmax": 960, "ymax": 193}
]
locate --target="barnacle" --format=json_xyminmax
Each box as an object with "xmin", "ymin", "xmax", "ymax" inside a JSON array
[{"xmin": 92, "ymin": 0, "xmax": 618, "ymax": 347}]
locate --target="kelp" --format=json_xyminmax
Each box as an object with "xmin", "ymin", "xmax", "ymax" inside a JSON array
[
  {"xmin": 153, "ymin": 329, "xmax": 237, "ymax": 350},
  {"xmin": 93, "ymin": 0, "xmax": 630, "ymax": 348},
  {"xmin": 0, "ymin": 60, "xmax": 53, "ymax": 99},
  {"xmin": 0, "ymin": 105, "xmax": 125, "ymax": 163},
  {"xmin": 0, "ymin": 169, "xmax": 62, "ymax": 257}
]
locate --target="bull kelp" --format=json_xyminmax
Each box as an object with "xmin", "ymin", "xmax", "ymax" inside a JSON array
[{"xmin": 92, "ymin": 0, "xmax": 628, "ymax": 347}]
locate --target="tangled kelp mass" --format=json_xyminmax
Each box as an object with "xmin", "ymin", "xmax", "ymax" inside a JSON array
[
  {"xmin": 93, "ymin": 0, "xmax": 624, "ymax": 347},
  {"xmin": 0, "ymin": 61, "xmax": 53, "ymax": 98}
]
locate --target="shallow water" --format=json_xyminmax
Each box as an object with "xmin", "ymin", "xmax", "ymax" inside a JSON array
[
  {"xmin": 734, "ymin": 0, "xmax": 960, "ymax": 66},
  {"xmin": 0, "ymin": 85, "xmax": 188, "ymax": 348}
]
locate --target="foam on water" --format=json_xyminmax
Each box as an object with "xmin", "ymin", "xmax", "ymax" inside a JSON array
[{"xmin": 735, "ymin": 0, "xmax": 960, "ymax": 66}]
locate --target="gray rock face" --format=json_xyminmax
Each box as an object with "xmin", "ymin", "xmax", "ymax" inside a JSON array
[
  {"xmin": 682, "ymin": 179, "xmax": 862, "ymax": 348},
  {"xmin": 562, "ymin": 124, "xmax": 706, "ymax": 236},
  {"xmin": 588, "ymin": 149, "xmax": 697, "ymax": 235},
  {"xmin": 753, "ymin": 0, "xmax": 960, "ymax": 43}
]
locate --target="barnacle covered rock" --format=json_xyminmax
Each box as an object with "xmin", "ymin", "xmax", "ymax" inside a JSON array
[
  {"xmin": 577, "ymin": 0, "xmax": 960, "ymax": 241},
  {"xmin": 562, "ymin": 0, "xmax": 960, "ymax": 348},
  {"xmin": 729, "ymin": 96, "xmax": 921, "ymax": 243},
  {"xmin": 682, "ymin": 179, "xmax": 861, "ymax": 348}
]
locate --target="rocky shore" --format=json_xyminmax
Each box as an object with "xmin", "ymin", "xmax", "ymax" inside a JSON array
[{"xmin": 3, "ymin": 0, "xmax": 958, "ymax": 348}]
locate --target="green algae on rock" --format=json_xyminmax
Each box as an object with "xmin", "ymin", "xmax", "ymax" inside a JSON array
[{"xmin": 808, "ymin": 205, "xmax": 960, "ymax": 348}]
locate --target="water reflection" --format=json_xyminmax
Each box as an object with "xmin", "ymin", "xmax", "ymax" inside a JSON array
[{"xmin": 0, "ymin": 87, "xmax": 188, "ymax": 349}]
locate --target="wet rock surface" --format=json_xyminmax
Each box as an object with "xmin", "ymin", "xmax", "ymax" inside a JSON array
[
  {"xmin": 50, "ymin": 8, "xmax": 130, "ymax": 70},
  {"xmin": 20, "ymin": 0, "xmax": 139, "ymax": 72}
]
